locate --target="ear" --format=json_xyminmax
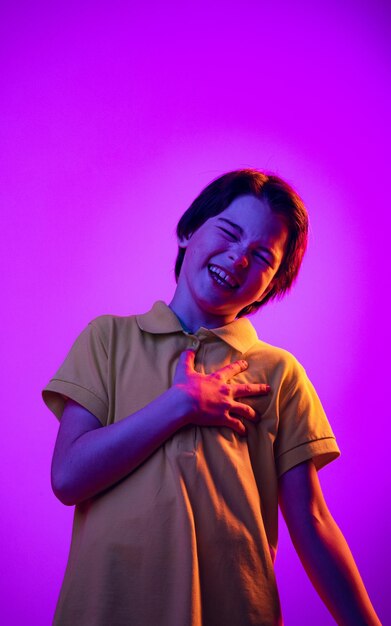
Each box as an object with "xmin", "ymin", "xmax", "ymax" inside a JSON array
[{"xmin": 177, "ymin": 233, "xmax": 192, "ymax": 248}]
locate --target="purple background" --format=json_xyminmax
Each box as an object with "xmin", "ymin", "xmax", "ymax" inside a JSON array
[{"xmin": 1, "ymin": 1, "xmax": 389, "ymax": 624}]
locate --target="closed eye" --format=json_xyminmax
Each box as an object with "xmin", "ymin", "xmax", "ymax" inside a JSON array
[
  {"xmin": 253, "ymin": 251, "xmax": 273, "ymax": 267},
  {"xmin": 218, "ymin": 226, "xmax": 239, "ymax": 241}
]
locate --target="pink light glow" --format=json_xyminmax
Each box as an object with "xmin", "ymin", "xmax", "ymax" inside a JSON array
[{"xmin": 1, "ymin": 1, "xmax": 389, "ymax": 623}]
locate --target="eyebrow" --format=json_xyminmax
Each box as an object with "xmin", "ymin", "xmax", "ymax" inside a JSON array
[
  {"xmin": 218, "ymin": 217, "xmax": 244, "ymax": 235},
  {"xmin": 217, "ymin": 217, "xmax": 276, "ymax": 261}
]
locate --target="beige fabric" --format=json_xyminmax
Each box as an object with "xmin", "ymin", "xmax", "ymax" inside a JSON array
[{"xmin": 43, "ymin": 301, "xmax": 340, "ymax": 626}]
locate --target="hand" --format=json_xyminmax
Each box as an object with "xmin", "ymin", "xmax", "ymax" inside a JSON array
[{"xmin": 173, "ymin": 349, "xmax": 270, "ymax": 435}]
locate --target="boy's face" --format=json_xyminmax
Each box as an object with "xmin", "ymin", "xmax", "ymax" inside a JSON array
[{"xmin": 174, "ymin": 194, "xmax": 288, "ymax": 328}]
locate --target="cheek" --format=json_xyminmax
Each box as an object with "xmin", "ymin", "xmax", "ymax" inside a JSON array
[
  {"xmin": 184, "ymin": 243, "xmax": 205, "ymax": 270},
  {"xmin": 247, "ymin": 269, "xmax": 274, "ymax": 295}
]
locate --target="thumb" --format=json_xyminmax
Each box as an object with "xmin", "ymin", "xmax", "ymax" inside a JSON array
[{"xmin": 176, "ymin": 348, "xmax": 196, "ymax": 375}]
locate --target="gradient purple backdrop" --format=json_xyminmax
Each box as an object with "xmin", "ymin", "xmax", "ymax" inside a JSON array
[{"xmin": 1, "ymin": 1, "xmax": 390, "ymax": 624}]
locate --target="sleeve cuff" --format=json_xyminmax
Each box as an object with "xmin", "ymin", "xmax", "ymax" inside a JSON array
[
  {"xmin": 42, "ymin": 379, "xmax": 108, "ymax": 426},
  {"xmin": 276, "ymin": 437, "xmax": 341, "ymax": 477}
]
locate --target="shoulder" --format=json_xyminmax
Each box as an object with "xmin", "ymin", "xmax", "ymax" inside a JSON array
[
  {"xmin": 88, "ymin": 314, "xmax": 141, "ymax": 333},
  {"xmin": 88, "ymin": 313, "xmax": 140, "ymax": 338}
]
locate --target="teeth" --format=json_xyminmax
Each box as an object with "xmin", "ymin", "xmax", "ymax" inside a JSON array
[{"xmin": 209, "ymin": 265, "xmax": 238, "ymax": 288}]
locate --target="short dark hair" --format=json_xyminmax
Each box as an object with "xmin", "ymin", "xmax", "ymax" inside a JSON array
[{"xmin": 175, "ymin": 168, "xmax": 309, "ymax": 317}]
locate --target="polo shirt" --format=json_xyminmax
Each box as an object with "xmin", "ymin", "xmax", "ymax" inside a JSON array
[{"xmin": 43, "ymin": 301, "xmax": 340, "ymax": 626}]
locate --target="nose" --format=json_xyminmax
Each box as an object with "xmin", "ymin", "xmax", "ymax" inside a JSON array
[{"xmin": 228, "ymin": 248, "xmax": 249, "ymax": 269}]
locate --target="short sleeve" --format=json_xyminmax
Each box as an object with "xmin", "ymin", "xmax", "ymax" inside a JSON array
[
  {"xmin": 274, "ymin": 360, "xmax": 340, "ymax": 477},
  {"xmin": 42, "ymin": 320, "xmax": 109, "ymax": 425}
]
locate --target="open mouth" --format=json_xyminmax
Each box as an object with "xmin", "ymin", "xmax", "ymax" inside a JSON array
[{"xmin": 208, "ymin": 265, "xmax": 239, "ymax": 289}]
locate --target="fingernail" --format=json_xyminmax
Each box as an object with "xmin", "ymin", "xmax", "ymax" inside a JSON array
[{"xmin": 241, "ymin": 360, "xmax": 248, "ymax": 367}]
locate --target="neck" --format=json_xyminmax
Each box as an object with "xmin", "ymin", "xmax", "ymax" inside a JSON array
[{"xmin": 168, "ymin": 291, "xmax": 235, "ymax": 334}]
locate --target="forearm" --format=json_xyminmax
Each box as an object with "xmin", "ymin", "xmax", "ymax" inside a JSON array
[
  {"xmin": 53, "ymin": 386, "xmax": 189, "ymax": 506},
  {"xmin": 288, "ymin": 511, "xmax": 381, "ymax": 625}
]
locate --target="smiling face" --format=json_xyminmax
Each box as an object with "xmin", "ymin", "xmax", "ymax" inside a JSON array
[{"xmin": 169, "ymin": 195, "xmax": 288, "ymax": 331}]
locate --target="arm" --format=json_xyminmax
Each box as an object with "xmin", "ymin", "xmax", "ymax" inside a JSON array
[
  {"xmin": 52, "ymin": 351, "xmax": 269, "ymax": 506},
  {"xmin": 52, "ymin": 387, "xmax": 187, "ymax": 506},
  {"xmin": 278, "ymin": 461, "xmax": 381, "ymax": 625}
]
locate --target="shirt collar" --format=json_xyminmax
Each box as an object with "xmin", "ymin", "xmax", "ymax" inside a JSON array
[{"xmin": 136, "ymin": 301, "xmax": 259, "ymax": 354}]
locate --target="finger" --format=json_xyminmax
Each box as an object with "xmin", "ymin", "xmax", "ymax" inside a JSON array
[
  {"xmin": 231, "ymin": 401, "xmax": 257, "ymax": 421},
  {"xmin": 234, "ymin": 383, "xmax": 271, "ymax": 398},
  {"xmin": 177, "ymin": 349, "xmax": 196, "ymax": 374},
  {"xmin": 214, "ymin": 359, "xmax": 249, "ymax": 381},
  {"xmin": 224, "ymin": 415, "xmax": 247, "ymax": 436}
]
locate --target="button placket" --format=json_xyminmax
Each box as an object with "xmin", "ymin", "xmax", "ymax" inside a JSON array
[
  {"xmin": 183, "ymin": 332, "xmax": 203, "ymax": 450},
  {"xmin": 192, "ymin": 338, "xmax": 205, "ymax": 448}
]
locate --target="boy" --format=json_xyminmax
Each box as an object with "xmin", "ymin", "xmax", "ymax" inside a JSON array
[{"xmin": 43, "ymin": 169, "xmax": 380, "ymax": 625}]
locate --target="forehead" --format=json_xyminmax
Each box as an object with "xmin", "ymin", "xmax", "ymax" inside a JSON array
[{"xmin": 210, "ymin": 195, "xmax": 288, "ymax": 246}]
